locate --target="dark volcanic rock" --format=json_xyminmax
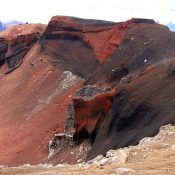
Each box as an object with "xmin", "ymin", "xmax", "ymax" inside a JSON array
[
  {"xmin": 72, "ymin": 86, "xmax": 115, "ymax": 143},
  {"xmin": 130, "ymin": 18, "xmax": 155, "ymax": 24},
  {"xmin": 88, "ymin": 23, "xmax": 175, "ymax": 85},
  {"xmin": 87, "ymin": 62, "xmax": 175, "ymax": 160},
  {"xmin": 49, "ymin": 133, "xmax": 73, "ymax": 158},
  {"xmin": 65, "ymin": 86, "xmax": 115, "ymax": 143},
  {"xmin": 0, "ymin": 24, "xmax": 45, "ymax": 73},
  {"xmin": 65, "ymin": 103, "xmax": 75, "ymax": 134},
  {"xmin": 6, "ymin": 33, "xmax": 41, "ymax": 70},
  {"xmin": 74, "ymin": 85, "xmax": 108, "ymax": 99},
  {"xmin": 0, "ymin": 38, "xmax": 8, "ymax": 65},
  {"xmin": 65, "ymin": 85, "xmax": 114, "ymax": 136}
]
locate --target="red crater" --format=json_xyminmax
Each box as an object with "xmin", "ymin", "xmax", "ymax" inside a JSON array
[{"xmin": 1, "ymin": 16, "xmax": 175, "ymax": 166}]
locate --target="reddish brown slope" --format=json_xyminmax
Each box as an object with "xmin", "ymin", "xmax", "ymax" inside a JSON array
[
  {"xmin": 43, "ymin": 16, "xmax": 121, "ymax": 63},
  {"xmin": 0, "ymin": 24, "xmax": 85, "ymax": 166},
  {"xmin": 0, "ymin": 16, "xmax": 175, "ymax": 166},
  {"xmin": 0, "ymin": 45, "xmax": 84, "ymax": 165}
]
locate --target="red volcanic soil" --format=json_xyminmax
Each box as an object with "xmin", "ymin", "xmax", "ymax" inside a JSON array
[
  {"xmin": 0, "ymin": 43, "xmax": 84, "ymax": 165},
  {"xmin": 1, "ymin": 16, "xmax": 175, "ymax": 166}
]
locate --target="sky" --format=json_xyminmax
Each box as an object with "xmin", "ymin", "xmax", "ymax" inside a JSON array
[{"xmin": 1, "ymin": 0, "xmax": 175, "ymax": 25}]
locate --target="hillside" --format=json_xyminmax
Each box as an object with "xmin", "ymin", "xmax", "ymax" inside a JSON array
[{"xmin": 0, "ymin": 16, "xmax": 175, "ymax": 167}]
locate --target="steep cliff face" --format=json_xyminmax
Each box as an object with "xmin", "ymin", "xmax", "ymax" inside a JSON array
[
  {"xmin": 0, "ymin": 24, "xmax": 45, "ymax": 73},
  {"xmin": 72, "ymin": 86, "xmax": 115, "ymax": 142},
  {"xmin": 0, "ymin": 16, "xmax": 175, "ymax": 166},
  {"xmin": 0, "ymin": 38, "xmax": 7, "ymax": 65},
  {"xmin": 43, "ymin": 16, "xmax": 118, "ymax": 63}
]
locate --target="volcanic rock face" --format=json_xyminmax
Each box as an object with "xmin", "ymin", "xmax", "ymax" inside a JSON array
[
  {"xmin": 1, "ymin": 16, "xmax": 175, "ymax": 166},
  {"xmin": 0, "ymin": 24, "xmax": 45, "ymax": 73},
  {"xmin": 72, "ymin": 86, "xmax": 115, "ymax": 143},
  {"xmin": 87, "ymin": 60, "xmax": 175, "ymax": 160},
  {"xmin": 65, "ymin": 85, "xmax": 115, "ymax": 140},
  {"xmin": 43, "ymin": 16, "xmax": 118, "ymax": 63},
  {"xmin": 0, "ymin": 38, "xmax": 7, "ymax": 66},
  {"xmin": 48, "ymin": 133, "xmax": 73, "ymax": 158}
]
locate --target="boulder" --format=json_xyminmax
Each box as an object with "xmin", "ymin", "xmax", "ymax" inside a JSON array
[{"xmin": 115, "ymin": 168, "xmax": 136, "ymax": 174}]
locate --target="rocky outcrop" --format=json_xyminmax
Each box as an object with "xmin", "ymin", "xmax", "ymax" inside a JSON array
[
  {"xmin": 88, "ymin": 22, "xmax": 175, "ymax": 84},
  {"xmin": 48, "ymin": 133, "xmax": 73, "ymax": 158},
  {"xmin": 51, "ymin": 85, "xmax": 115, "ymax": 162},
  {"xmin": 5, "ymin": 33, "xmax": 40, "ymax": 70},
  {"xmin": 64, "ymin": 86, "xmax": 115, "ymax": 142},
  {"xmin": 0, "ymin": 24, "xmax": 45, "ymax": 73}
]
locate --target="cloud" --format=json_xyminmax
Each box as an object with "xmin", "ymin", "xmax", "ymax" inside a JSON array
[{"xmin": 1, "ymin": 0, "xmax": 175, "ymax": 24}]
